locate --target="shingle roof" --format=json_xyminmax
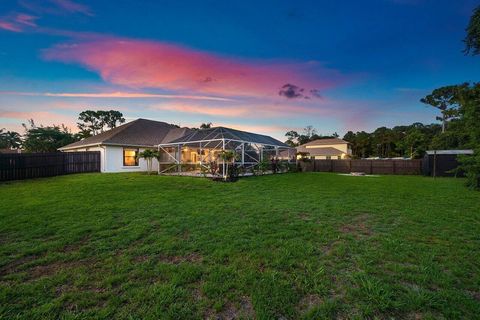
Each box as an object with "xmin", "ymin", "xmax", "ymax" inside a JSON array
[
  {"xmin": 163, "ymin": 126, "xmax": 290, "ymax": 148},
  {"xmin": 298, "ymin": 138, "xmax": 349, "ymax": 148},
  {"xmin": 59, "ymin": 119, "xmax": 187, "ymax": 150},
  {"xmin": 297, "ymin": 146, "xmax": 345, "ymax": 156}
]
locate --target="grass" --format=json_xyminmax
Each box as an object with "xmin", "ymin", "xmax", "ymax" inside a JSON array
[{"xmin": 0, "ymin": 172, "xmax": 479, "ymax": 319}]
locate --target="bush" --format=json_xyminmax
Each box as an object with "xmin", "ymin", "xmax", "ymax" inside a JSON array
[{"xmin": 459, "ymin": 151, "xmax": 480, "ymax": 189}]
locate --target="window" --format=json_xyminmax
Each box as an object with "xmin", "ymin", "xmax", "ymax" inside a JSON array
[
  {"xmin": 123, "ymin": 148, "xmax": 139, "ymax": 166},
  {"xmin": 326, "ymin": 156, "xmax": 331, "ymax": 160}
]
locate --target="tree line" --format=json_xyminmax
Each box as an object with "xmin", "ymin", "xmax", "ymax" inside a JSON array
[
  {"xmin": 0, "ymin": 110, "xmax": 125, "ymax": 153},
  {"xmin": 0, "ymin": 109, "xmax": 216, "ymax": 153}
]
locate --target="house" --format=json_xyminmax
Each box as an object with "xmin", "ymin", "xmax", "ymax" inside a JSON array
[
  {"xmin": 422, "ymin": 150, "xmax": 474, "ymax": 177},
  {"xmin": 59, "ymin": 119, "xmax": 191, "ymax": 172},
  {"xmin": 59, "ymin": 119, "xmax": 293, "ymax": 175},
  {"xmin": 296, "ymin": 138, "xmax": 352, "ymax": 160}
]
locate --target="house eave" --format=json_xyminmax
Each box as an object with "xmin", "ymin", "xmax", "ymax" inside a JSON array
[{"xmin": 58, "ymin": 142, "xmax": 157, "ymax": 151}]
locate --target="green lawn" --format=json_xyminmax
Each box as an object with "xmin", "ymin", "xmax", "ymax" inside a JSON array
[{"xmin": 0, "ymin": 173, "xmax": 479, "ymax": 319}]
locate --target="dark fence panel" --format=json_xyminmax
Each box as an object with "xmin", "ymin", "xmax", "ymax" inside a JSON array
[
  {"xmin": 299, "ymin": 159, "xmax": 422, "ymax": 175},
  {"xmin": 0, "ymin": 152, "xmax": 100, "ymax": 181}
]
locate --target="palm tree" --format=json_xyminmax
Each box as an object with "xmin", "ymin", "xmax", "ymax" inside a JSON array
[
  {"xmin": 0, "ymin": 129, "xmax": 22, "ymax": 150},
  {"xmin": 137, "ymin": 149, "xmax": 159, "ymax": 174},
  {"xmin": 218, "ymin": 150, "xmax": 236, "ymax": 180}
]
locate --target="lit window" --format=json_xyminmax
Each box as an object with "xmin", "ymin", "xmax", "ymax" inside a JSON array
[{"xmin": 123, "ymin": 148, "xmax": 139, "ymax": 166}]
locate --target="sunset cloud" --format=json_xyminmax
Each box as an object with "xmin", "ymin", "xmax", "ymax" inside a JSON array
[
  {"xmin": 18, "ymin": 0, "xmax": 93, "ymax": 16},
  {"xmin": 0, "ymin": 91, "xmax": 234, "ymax": 102},
  {"xmin": 0, "ymin": 110, "xmax": 76, "ymax": 128},
  {"xmin": 50, "ymin": 0, "xmax": 93, "ymax": 16},
  {"xmin": 43, "ymin": 36, "xmax": 345, "ymax": 98},
  {"xmin": 0, "ymin": 13, "xmax": 38, "ymax": 32}
]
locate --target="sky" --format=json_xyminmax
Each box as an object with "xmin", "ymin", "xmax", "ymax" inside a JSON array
[{"xmin": 0, "ymin": 0, "xmax": 479, "ymax": 140}]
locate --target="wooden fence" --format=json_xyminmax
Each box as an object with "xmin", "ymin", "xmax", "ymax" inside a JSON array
[
  {"xmin": 298, "ymin": 159, "xmax": 423, "ymax": 175},
  {"xmin": 0, "ymin": 152, "xmax": 101, "ymax": 181}
]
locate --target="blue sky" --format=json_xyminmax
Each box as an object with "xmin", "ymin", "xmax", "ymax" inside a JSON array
[{"xmin": 0, "ymin": 0, "xmax": 479, "ymax": 139}]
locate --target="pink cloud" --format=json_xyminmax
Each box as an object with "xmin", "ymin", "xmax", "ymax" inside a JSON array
[
  {"xmin": 0, "ymin": 21, "xmax": 22, "ymax": 32},
  {"xmin": 0, "ymin": 110, "xmax": 76, "ymax": 129},
  {"xmin": 43, "ymin": 36, "xmax": 345, "ymax": 98},
  {"xmin": 0, "ymin": 91, "xmax": 234, "ymax": 102},
  {"xmin": 15, "ymin": 13, "xmax": 38, "ymax": 27},
  {"xmin": 154, "ymin": 102, "xmax": 325, "ymax": 118},
  {"xmin": 155, "ymin": 104, "xmax": 249, "ymax": 117},
  {"xmin": 0, "ymin": 13, "xmax": 38, "ymax": 32},
  {"xmin": 50, "ymin": 0, "xmax": 93, "ymax": 16},
  {"xmin": 18, "ymin": 0, "xmax": 92, "ymax": 16}
]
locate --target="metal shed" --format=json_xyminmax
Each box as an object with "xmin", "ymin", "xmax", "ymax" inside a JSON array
[
  {"xmin": 157, "ymin": 126, "xmax": 294, "ymax": 178},
  {"xmin": 422, "ymin": 150, "xmax": 474, "ymax": 177}
]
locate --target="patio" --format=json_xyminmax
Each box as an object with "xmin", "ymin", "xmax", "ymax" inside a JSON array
[{"xmin": 157, "ymin": 127, "xmax": 295, "ymax": 178}]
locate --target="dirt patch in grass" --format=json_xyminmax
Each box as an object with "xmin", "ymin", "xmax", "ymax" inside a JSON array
[
  {"xmin": 322, "ymin": 240, "xmax": 342, "ymax": 255},
  {"xmin": 339, "ymin": 214, "xmax": 372, "ymax": 238},
  {"xmin": 28, "ymin": 259, "xmax": 96, "ymax": 280},
  {"xmin": 467, "ymin": 290, "xmax": 480, "ymax": 302},
  {"xmin": 0, "ymin": 254, "xmax": 40, "ymax": 277},
  {"xmin": 61, "ymin": 236, "xmax": 90, "ymax": 253},
  {"xmin": 297, "ymin": 294, "xmax": 322, "ymax": 314},
  {"xmin": 132, "ymin": 255, "xmax": 150, "ymax": 263},
  {"xmin": 205, "ymin": 296, "xmax": 255, "ymax": 320},
  {"xmin": 298, "ymin": 212, "xmax": 312, "ymax": 221},
  {"xmin": 158, "ymin": 252, "xmax": 203, "ymax": 264}
]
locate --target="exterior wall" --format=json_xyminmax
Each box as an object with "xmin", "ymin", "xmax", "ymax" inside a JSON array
[
  {"xmin": 64, "ymin": 145, "xmax": 159, "ymax": 173},
  {"xmin": 305, "ymin": 143, "xmax": 350, "ymax": 154},
  {"xmin": 313, "ymin": 155, "xmax": 343, "ymax": 160},
  {"xmin": 303, "ymin": 143, "xmax": 352, "ymax": 159}
]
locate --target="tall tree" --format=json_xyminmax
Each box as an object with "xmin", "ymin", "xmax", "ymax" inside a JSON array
[
  {"xmin": 420, "ymin": 85, "xmax": 465, "ymax": 133},
  {"xmin": 99, "ymin": 110, "xmax": 125, "ymax": 130},
  {"xmin": 77, "ymin": 110, "xmax": 103, "ymax": 137},
  {"xmin": 22, "ymin": 119, "xmax": 79, "ymax": 152},
  {"xmin": 464, "ymin": 5, "xmax": 480, "ymax": 56},
  {"xmin": 455, "ymin": 83, "xmax": 480, "ymax": 188},
  {"xmin": 77, "ymin": 110, "xmax": 125, "ymax": 137},
  {"xmin": 200, "ymin": 122, "xmax": 212, "ymax": 129},
  {"xmin": 402, "ymin": 129, "xmax": 426, "ymax": 159},
  {"xmin": 0, "ymin": 129, "xmax": 22, "ymax": 149},
  {"xmin": 285, "ymin": 130, "xmax": 300, "ymax": 146}
]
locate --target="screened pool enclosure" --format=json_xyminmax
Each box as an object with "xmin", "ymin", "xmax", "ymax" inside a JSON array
[{"xmin": 157, "ymin": 127, "xmax": 294, "ymax": 178}]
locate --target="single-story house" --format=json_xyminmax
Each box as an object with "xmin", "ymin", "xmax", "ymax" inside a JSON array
[
  {"xmin": 59, "ymin": 119, "xmax": 294, "ymax": 175},
  {"xmin": 59, "ymin": 119, "xmax": 191, "ymax": 172},
  {"xmin": 296, "ymin": 138, "xmax": 352, "ymax": 160}
]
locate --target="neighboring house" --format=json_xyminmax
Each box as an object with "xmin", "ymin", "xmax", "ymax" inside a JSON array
[
  {"xmin": 296, "ymin": 138, "xmax": 352, "ymax": 160},
  {"xmin": 59, "ymin": 119, "xmax": 191, "ymax": 172}
]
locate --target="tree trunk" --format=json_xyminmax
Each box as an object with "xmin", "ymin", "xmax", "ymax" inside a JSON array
[{"xmin": 442, "ymin": 113, "xmax": 446, "ymax": 133}]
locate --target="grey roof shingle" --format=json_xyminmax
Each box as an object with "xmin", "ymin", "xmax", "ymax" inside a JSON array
[
  {"xmin": 162, "ymin": 126, "xmax": 290, "ymax": 148},
  {"xmin": 298, "ymin": 138, "xmax": 349, "ymax": 148},
  {"xmin": 297, "ymin": 146, "xmax": 345, "ymax": 156},
  {"xmin": 59, "ymin": 119, "xmax": 186, "ymax": 150}
]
